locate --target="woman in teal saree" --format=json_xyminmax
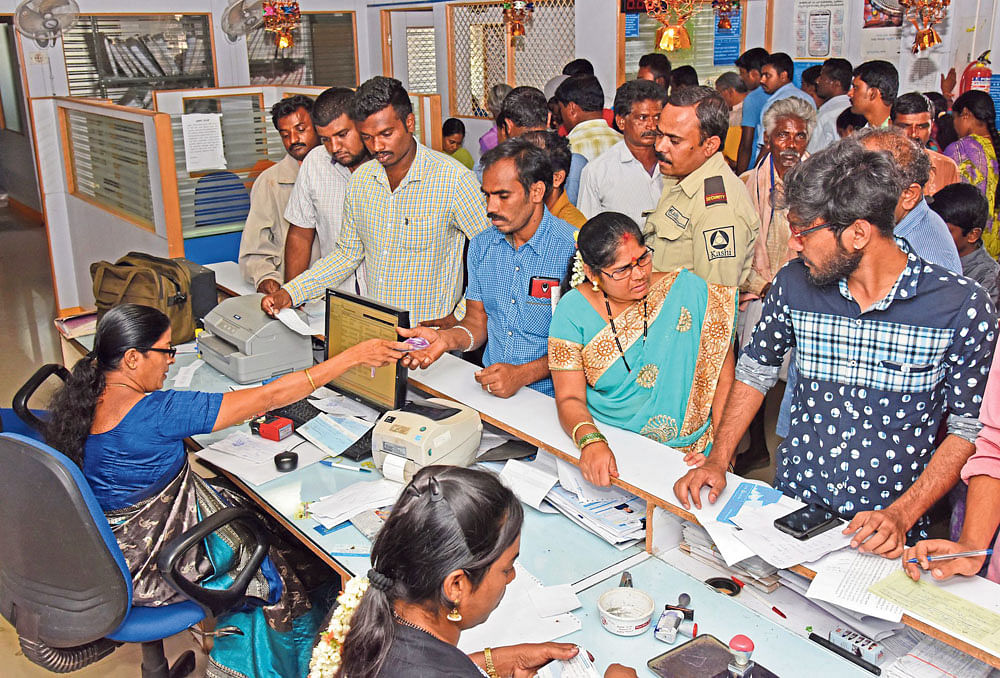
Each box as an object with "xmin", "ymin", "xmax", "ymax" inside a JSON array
[{"xmin": 549, "ymin": 212, "xmax": 737, "ymax": 486}]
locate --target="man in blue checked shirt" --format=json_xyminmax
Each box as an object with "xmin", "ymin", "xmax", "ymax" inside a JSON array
[
  {"xmin": 400, "ymin": 138, "xmax": 577, "ymax": 398},
  {"xmin": 675, "ymin": 139, "xmax": 997, "ymax": 560}
]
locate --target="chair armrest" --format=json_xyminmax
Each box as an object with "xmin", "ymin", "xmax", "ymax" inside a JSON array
[
  {"xmin": 156, "ymin": 507, "xmax": 270, "ymax": 619},
  {"xmin": 13, "ymin": 364, "xmax": 70, "ymax": 434}
]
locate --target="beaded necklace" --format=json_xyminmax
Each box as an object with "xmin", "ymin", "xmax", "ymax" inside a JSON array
[{"xmin": 602, "ymin": 291, "xmax": 648, "ymax": 373}]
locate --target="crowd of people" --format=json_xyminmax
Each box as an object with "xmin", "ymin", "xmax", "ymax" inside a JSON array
[{"xmin": 44, "ymin": 47, "xmax": 1000, "ymax": 678}]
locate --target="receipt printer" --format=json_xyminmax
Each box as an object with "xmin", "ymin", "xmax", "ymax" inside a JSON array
[
  {"xmin": 372, "ymin": 398, "xmax": 483, "ymax": 482},
  {"xmin": 199, "ymin": 294, "xmax": 313, "ymax": 383}
]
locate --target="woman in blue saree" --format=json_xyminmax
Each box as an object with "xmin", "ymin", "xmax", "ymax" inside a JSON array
[
  {"xmin": 549, "ymin": 212, "xmax": 738, "ymax": 487},
  {"xmin": 45, "ymin": 304, "xmax": 408, "ymax": 678}
]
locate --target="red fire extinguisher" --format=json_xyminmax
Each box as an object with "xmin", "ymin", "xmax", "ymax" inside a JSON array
[{"xmin": 960, "ymin": 50, "xmax": 992, "ymax": 94}]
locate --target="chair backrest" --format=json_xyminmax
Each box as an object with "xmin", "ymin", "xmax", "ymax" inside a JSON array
[{"xmin": 0, "ymin": 433, "xmax": 131, "ymax": 647}]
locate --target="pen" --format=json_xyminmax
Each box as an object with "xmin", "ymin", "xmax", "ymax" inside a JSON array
[
  {"xmin": 329, "ymin": 551, "xmax": 371, "ymax": 558},
  {"xmin": 808, "ymin": 633, "xmax": 880, "ymax": 675},
  {"xmin": 906, "ymin": 548, "xmax": 992, "ymax": 563},
  {"xmin": 730, "ymin": 577, "xmax": 787, "ymax": 619},
  {"xmin": 319, "ymin": 458, "xmax": 373, "ymax": 473}
]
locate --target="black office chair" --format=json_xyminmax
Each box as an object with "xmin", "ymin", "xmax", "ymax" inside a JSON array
[
  {"xmin": 0, "ymin": 432, "xmax": 270, "ymax": 677},
  {"xmin": 9, "ymin": 363, "xmax": 69, "ymax": 441}
]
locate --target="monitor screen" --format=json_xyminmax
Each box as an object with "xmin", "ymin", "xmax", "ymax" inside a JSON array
[{"xmin": 324, "ymin": 289, "xmax": 409, "ymax": 411}]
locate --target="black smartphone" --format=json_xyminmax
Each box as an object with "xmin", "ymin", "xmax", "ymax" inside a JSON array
[{"xmin": 773, "ymin": 504, "xmax": 844, "ymax": 541}]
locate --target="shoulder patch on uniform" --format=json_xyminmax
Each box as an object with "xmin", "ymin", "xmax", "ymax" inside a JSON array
[
  {"xmin": 704, "ymin": 176, "xmax": 727, "ymax": 207},
  {"xmin": 703, "ymin": 225, "xmax": 736, "ymax": 261}
]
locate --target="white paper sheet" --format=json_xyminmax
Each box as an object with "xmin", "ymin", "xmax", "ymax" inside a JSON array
[
  {"xmin": 310, "ymin": 479, "xmax": 403, "ymax": 528},
  {"xmin": 181, "ymin": 113, "xmax": 226, "ymax": 173},
  {"xmin": 172, "ymin": 358, "xmax": 204, "ymax": 387},
  {"xmin": 528, "ymin": 583, "xmax": 582, "ymax": 618},
  {"xmin": 534, "ymin": 652, "xmax": 602, "ymax": 678},
  {"xmin": 195, "ymin": 437, "xmax": 328, "ymax": 486},
  {"xmin": 806, "ymin": 550, "xmax": 904, "ymax": 622},
  {"xmin": 309, "ymin": 394, "xmax": 380, "ymax": 421},
  {"xmin": 276, "ymin": 307, "xmax": 314, "ymax": 336},
  {"xmin": 457, "ymin": 563, "xmax": 581, "ymax": 653},
  {"xmin": 499, "ymin": 458, "xmax": 558, "ymax": 510},
  {"xmin": 730, "ymin": 505, "xmax": 852, "ymax": 569},
  {"xmin": 208, "ymin": 430, "xmax": 297, "ymax": 463},
  {"xmin": 555, "ymin": 457, "xmax": 627, "ymax": 503}
]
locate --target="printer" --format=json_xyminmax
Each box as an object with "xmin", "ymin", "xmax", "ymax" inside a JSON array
[
  {"xmin": 199, "ymin": 294, "xmax": 313, "ymax": 384},
  {"xmin": 372, "ymin": 398, "xmax": 483, "ymax": 482}
]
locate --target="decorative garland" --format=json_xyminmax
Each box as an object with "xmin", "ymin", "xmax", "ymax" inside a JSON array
[{"xmin": 308, "ymin": 575, "xmax": 370, "ymax": 678}]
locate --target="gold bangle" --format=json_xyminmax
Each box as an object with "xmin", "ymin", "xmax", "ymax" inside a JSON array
[
  {"xmin": 304, "ymin": 368, "xmax": 317, "ymax": 391},
  {"xmin": 571, "ymin": 421, "xmax": 596, "ymax": 444},
  {"xmin": 483, "ymin": 647, "xmax": 499, "ymax": 678}
]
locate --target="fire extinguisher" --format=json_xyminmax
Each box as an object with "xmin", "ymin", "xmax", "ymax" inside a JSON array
[{"xmin": 960, "ymin": 50, "xmax": 992, "ymax": 94}]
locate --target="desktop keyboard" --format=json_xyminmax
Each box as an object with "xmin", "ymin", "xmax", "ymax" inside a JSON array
[{"xmin": 268, "ymin": 399, "xmax": 322, "ymax": 426}]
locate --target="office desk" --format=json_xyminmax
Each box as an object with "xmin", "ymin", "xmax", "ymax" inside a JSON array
[{"xmin": 155, "ymin": 352, "xmax": 871, "ymax": 677}]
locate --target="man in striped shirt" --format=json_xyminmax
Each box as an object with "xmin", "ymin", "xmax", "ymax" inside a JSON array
[{"xmin": 262, "ymin": 77, "xmax": 490, "ymax": 323}]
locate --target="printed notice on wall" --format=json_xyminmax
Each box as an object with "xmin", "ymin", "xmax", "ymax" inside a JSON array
[
  {"xmin": 181, "ymin": 113, "xmax": 227, "ymax": 173},
  {"xmin": 860, "ymin": 0, "xmax": 902, "ymax": 61},
  {"xmin": 793, "ymin": 0, "xmax": 846, "ymax": 59}
]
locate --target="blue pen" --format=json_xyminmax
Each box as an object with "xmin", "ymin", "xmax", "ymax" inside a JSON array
[
  {"xmin": 330, "ymin": 551, "xmax": 371, "ymax": 558},
  {"xmin": 906, "ymin": 548, "xmax": 992, "ymax": 563}
]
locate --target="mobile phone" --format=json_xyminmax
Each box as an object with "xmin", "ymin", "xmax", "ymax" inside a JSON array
[
  {"xmin": 773, "ymin": 503, "xmax": 843, "ymax": 541},
  {"xmin": 529, "ymin": 276, "xmax": 560, "ymax": 299}
]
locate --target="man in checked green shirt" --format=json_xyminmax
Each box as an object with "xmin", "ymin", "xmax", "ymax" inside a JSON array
[{"xmin": 262, "ymin": 77, "xmax": 490, "ymax": 324}]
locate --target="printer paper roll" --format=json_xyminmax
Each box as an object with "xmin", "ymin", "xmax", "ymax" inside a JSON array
[{"xmin": 382, "ymin": 454, "xmax": 407, "ymax": 484}]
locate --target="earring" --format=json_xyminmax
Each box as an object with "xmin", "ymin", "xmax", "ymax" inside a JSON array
[
  {"xmin": 447, "ymin": 606, "xmax": 463, "ymax": 622},
  {"xmin": 592, "ymin": 279, "xmax": 600, "ymax": 292}
]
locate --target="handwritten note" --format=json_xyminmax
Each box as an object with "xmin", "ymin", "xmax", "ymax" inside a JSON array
[{"xmin": 868, "ymin": 570, "xmax": 1000, "ymax": 655}]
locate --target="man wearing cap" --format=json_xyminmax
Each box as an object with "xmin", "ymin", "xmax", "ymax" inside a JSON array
[{"xmin": 644, "ymin": 86, "xmax": 760, "ymax": 287}]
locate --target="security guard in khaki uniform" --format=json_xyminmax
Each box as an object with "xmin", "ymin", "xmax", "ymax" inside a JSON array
[{"xmin": 644, "ymin": 86, "xmax": 760, "ymax": 287}]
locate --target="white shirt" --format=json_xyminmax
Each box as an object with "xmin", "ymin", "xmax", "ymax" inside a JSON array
[
  {"xmin": 807, "ymin": 94, "xmax": 851, "ymax": 154},
  {"xmin": 284, "ymin": 145, "xmax": 363, "ymax": 294},
  {"xmin": 576, "ymin": 140, "xmax": 663, "ymax": 228}
]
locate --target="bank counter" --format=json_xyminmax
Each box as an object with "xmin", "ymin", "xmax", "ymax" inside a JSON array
[{"xmin": 82, "ymin": 337, "xmax": 995, "ymax": 677}]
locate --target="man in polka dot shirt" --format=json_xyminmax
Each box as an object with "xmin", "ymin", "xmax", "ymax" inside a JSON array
[{"xmin": 675, "ymin": 139, "xmax": 997, "ymax": 559}]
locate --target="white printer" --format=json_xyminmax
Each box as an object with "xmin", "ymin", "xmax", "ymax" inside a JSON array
[
  {"xmin": 199, "ymin": 294, "xmax": 313, "ymax": 384},
  {"xmin": 372, "ymin": 398, "xmax": 483, "ymax": 482}
]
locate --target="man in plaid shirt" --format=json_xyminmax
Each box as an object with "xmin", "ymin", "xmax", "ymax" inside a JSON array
[{"xmin": 675, "ymin": 139, "xmax": 997, "ymax": 559}]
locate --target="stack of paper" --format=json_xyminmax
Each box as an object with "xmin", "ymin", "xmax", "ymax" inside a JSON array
[
  {"xmin": 310, "ymin": 479, "xmax": 403, "ymax": 529},
  {"xmin": 544, "ymin": 484, "xmax": 645, "ymax": 548},
  {"xmin": 679, "ymin": 522, "xmax": 780, "ymax": 592},
  {"xmin": 806, "ymin": 550, "xmax": 903, "ymax": 622},
  {"xmin": 778, "ymin": 569, "xmax": 903, "ymax": 640},
  {"xmin": 883, "ymin": 636, "xmax": 992, "ymax": 678},
  {"xmin": 195, "ymin": 431, "xmax": 328, "ymax": 485}
]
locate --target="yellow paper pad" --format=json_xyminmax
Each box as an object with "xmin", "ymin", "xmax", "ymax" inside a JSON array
[{"xmin": 868, "ymin": 570, "xmax": 1000, "ymax": 655}]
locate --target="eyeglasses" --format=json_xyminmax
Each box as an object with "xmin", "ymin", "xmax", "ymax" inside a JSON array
[
  {"xmin": 142, "ymin": 346, "xmax": 177, "ymax": 358},
  {"xmin": 600, "ymin": 247, "xmax": 654, "ymax": 280},
  {"xmin": 789, "ymin": 221, "xmax": 834, "ymax": 243}
]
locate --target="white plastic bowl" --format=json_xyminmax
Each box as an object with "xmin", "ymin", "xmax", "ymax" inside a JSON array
[{"xmin": 597, "ymin": 587, "xmax": 655, "ymax": 636}]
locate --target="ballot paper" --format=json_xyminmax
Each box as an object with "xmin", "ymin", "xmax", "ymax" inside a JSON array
[
  {"xmin": 534, "ymin": 652, "xmax": 602, "ymax": 678},
  {"xmin": 172, "ymin": 359, "xmax": 204, "ymax": 387},
  {"xmin": 883, "ymin": 636, "xmax": 992, "ymax": 678},
  {"xmin": 276, "ymin": 307, "xmax": 314, "ymax": 335},
  {"xmin": 457, "ymin": 563, "xmax": 581, "ymax": 653},
  {"xmin": 869, "ymin": 570, "xmax": 1000, "ymax": 656},
  {"xmin": 729, "ymin": 498, "xmax": 852, "ymax": 568},
  {"xmin": 806, "ymin": 550, "xmax": 904, "ymax": 622},
  {"xmin": 528, "ymin": 584, "xmax": 582, "ymax": 618},
  {"xmin": 309, "ymin": 479, "xmax": 403, "ymax": 529},
  {"xmin": 499, "ymin": 458, "xmax": 558, "ymax": 510}
]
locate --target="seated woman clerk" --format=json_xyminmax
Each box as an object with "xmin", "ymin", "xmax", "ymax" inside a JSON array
[
  {"xmin": 44, "ymin": 303, "xmax": 408, "ymax": 678},
  {"xmin": 549, "ymin": 212, "xmax": 738, "ymax": 487},
  {"xmin": 310, "ymin": 465, "xmax": 637, "ymax": 678}
]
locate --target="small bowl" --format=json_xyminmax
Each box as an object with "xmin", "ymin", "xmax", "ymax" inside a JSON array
[{"xmin": 597, "ymin": 587, "xmax": 655, "ymax": 636}]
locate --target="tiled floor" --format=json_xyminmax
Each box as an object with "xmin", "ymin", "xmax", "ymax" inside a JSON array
[{"xmin": 0, "ymin": 207, "xmax": 209, "ymax": 676}]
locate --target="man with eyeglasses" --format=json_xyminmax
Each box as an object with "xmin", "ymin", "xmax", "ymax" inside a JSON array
[
  {"xmin": 674, "ymin": 139, "xmax": 996, "ymax": 560},
  {"xmin": 399, "ymin": 138, "xmax": 577, "ymax": 399},
  {"xmin": 644, "ymin": 86, "xmax": 760, "ymax": 288},
  {"xmin": 890, "ymin": 92, "xmax": 960, "ymax": 196}
]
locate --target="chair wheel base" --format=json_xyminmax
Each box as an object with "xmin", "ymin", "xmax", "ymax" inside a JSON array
[{"xmin": 168, "ymin": 650, "xmax": 196, "ymax": 678}]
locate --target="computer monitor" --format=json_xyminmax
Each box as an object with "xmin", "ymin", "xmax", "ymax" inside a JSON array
[{"xmin": 324, "ymin": 289, "xmax": 409, "ymax": 411}]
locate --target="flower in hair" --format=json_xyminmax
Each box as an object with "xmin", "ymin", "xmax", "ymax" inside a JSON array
[
  {"xmin": 308, "ymin": 574, "xmax": 370, "ymax": 678},
  {"xmin": 570, "ymin": 250, "xmax": 587, "ymax": 288}
]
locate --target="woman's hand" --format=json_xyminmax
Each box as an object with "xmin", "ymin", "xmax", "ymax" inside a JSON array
[
  {"xmin": 397, "ymin": 326, "xmax": 449, "ymax": 369},
  {"xmin": 344, "ymin": 338, "xmax": 408, "ymax": 368},
  {"xmin": 483, "ymin": 642, "xmax": 579, "ymax": 678},
  {"xmin": 903, "ymin": 539, "xmax": 988, "ymax": 582},
  {"xmin": 580, "ymin": 442, "xmax": 619, "ymax": 487},
  {"xmin": 604, "ymin": 665, "xmax": 638, "ymax": 678}
]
